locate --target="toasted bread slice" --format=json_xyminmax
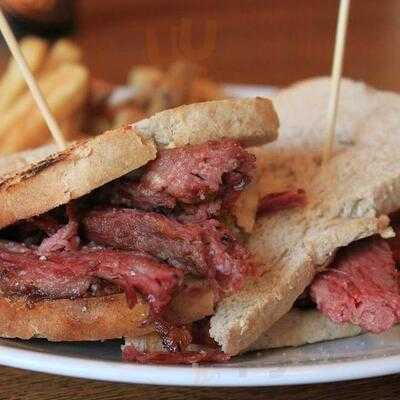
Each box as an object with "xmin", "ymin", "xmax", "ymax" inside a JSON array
[
  {"xmin": 134, "ymin": 98, "xmax": 279, "ymax": 148},
  {"xmin": 247, "ymin": 309, "xmax": 362, "ymax": 351},
  {"xmin": 210, "ymin": 76, "xmax": 400, "ymax": 355},
  {"xmin": 0, "ymin": 127, "xmax": 156, "ymax": 230},
  {"xmin": 0, "ymin": 280, "xmax": 214, "ymax": 341},
  {"xmin": 0, "ymin": 98, "xmax": 279, "ymax": 230},
  {"xmin": 0, "ymin": 143, "xmax": 58, "ymax": 176}
]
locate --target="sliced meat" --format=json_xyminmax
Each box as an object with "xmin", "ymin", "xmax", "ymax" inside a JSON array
[
  {"xmin": 37, "ymin": 222, "xmax": 79, "ymax": 255},
  {"xmin": 310, "ymin": 237, "xmax": 400, "ymax": 333},
  {"xmin": 92, "ymin": 251, "xmax": 182, "ymax": 312},
  {"xmin": 83, "ymin": 207, "xmax": 255, "ymax": 292},
  {"xmin": 0, "ymin": 242, "xmax": 182, "ymax": 314},
  {"xmin": 257, "ymin": 189, "xmax": 306, "ymax": 215},
  {"xmin": 122, "ymin": 345, "xmax": 230, "ymax": 364},
  {"xmin": 0, "ymin": 244, "xmax": 93, "ymax": 300},
  {"xmin": 38, "ymin": 205, "xmax": 80, "ymax": 255},
  {"xmin": 84, "ymin": 208, "xmax": 209, "ymax": 276},
  {"xmin": 108, "ymin": 139, "xmax": 255, "ymax": 212}
]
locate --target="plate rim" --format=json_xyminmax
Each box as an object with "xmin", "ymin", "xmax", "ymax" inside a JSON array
[{"xmin": 0, "ymin": 341, "xmax": 400, "ymax": 386}]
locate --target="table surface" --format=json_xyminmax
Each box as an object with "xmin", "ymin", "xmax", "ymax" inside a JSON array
[
  {"xmin": 0, "ymin": 366, "xmax": 399, "ymax": 400},
  {"xmin": 2, "ymin": 0, "xmax": 400, "ymax": 398}
]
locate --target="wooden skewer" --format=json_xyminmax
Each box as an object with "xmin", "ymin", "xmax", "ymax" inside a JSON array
[
  {"xmin": 0, "ymin": 9, "xmax": 66, "ymax": 150},
  {"xmin": 322, "ymin": 0, "xmax": 351, "ymax": 163}
]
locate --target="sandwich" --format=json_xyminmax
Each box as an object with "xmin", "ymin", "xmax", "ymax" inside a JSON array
[
  {"xmin": 211, "ymin": 77, "xmax": 400, "ymax": 355},
  {"xmin": 124, "ymin": 77, "xmax": 400, "ymax": 359},
  {"xmin": 3, "ymin": 77, "xmax": 400, "ymax": 364},
  {"xmin": 0, "ymin": 98, "xmax": 281, "ymax": 363}
]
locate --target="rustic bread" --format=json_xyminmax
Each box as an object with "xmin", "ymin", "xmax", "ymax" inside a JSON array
[
  {"xmin": 0, "ymin": 97, "xmax": 279, "ymax": 230},
  {"xmin": 0, "ymin": 126, "xmax": 156, "ymax": 229},
  {"xmin": 210, "ymin": 77, "xmax": 400, "ymax": 355},
  {"xmin": 256, "ymin": 77, "xmax": 400, "ymax": 196},
  {"xmin": 0, "ymin": 280, "xmax": 214, "ymax": 341},
  {"xmin": 134, "ymin": 98, "xmax": 279, "ymax": 148},
  {"xmin": 247, "ymin": 309, "xmax": 362, "ymax": 351}
]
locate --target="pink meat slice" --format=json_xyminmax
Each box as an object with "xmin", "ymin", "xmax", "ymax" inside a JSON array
[
  {"xmin": 109, "ymin": 139, "xmax": 255, "ymax": 212},
  {"xmin": 83, "ymin": 207, "xmax": 255, "ymax": 293},
  {"xmin": 310, "ymin": 237, "xmax": 400, "ymax": 333},
  {"xmin": 0, "ymin": 242, "xmax": 182, "ymax": 314}
]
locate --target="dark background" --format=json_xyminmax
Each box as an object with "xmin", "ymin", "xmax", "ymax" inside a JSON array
[{"xmin": 72, "ymin": 0, "xmax": 400, "ymax": 90}]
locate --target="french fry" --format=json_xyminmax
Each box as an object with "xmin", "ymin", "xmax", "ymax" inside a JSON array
[
  {"xmin": 0, "ymin": 36, "xmax": 48, "ymax": 113},
  {"xmin": 0, "ymin": 63, "xmax": 89, "ymax": 154},
  {"xmin": 40, "ymin": 39, "xmax": 83, "ymax": 74},
  {"xmin": 147, "ymin": 61, "xmax": 199, "ymax": 115},
  {"xmin": 127, "ymin": 65, "xmax": 164, "ymax": 107}
]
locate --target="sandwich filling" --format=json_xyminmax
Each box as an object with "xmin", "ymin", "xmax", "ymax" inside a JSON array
[
  {"xmin": 298, "ymin": 215, "xmax": 400, "ymax": 334},
  {"xmin": 0, "ymin": 139, "xmax": 259, "ymax": 361}
]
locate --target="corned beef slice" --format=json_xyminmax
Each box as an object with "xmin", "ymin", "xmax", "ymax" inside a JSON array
[
  {"xmin": 310, "ymin": 237, "xmax": 400, "ymax": 333},
  {"xmin": 107, "ymin": 139, "xmax": 255, "ymax": 212},
  {"xmin": 0, "ymin": 242, "xmax": 182, "ymax": 314},
  {"xmin": 83, "ymin": 208, "xmax": 255, "ymax": 292},
  {"xmin": 122, "ymin": 345, "xmax": 230, "ymax": 364}
]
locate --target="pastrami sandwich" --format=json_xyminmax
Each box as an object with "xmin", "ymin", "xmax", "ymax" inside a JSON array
[
  {"xmin": 212, "ymin": 77, "xmax": 400, "ymax": 355},
  {"xmin": 0, "ymin": 98, "xmax": 280, "ymax": 363},
  {"xmin": 125, "ymin": 77, "xmax": 400, "ymax": 359},
  {"xmin": 4, "ymin": 77, "xmax": 400, "ymax": 364}
]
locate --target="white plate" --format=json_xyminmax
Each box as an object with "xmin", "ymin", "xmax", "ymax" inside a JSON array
[{"xmin": 1, "ymin": 84, "xmax": 400, "ymax": 386}]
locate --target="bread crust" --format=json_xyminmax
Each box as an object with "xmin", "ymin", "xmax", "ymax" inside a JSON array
[
  {"xmin": 0, "ymin": 143, "xmax": 58, "ymax": 177},
  {"xmin": 0, "ymin": 126, "xmax": 156, "ymax": 229},
  {"xmin": 0, "ymin": 282, "xmax": 215, "ymax": 341},
  {"xmin": 248, "ymin": 309, "xmax": 362, "ymax": 351},
  {"xmin": 134, "ymin": 98, "xmax": 279, "ymax": 148}
]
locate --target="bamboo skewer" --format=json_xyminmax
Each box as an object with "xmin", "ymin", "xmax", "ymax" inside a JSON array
[
  {"xmin": 0, "ymin": 9, "xmax": 66, "ymax": 150},
  {"xmin": 322, "ymin": 0, "xmax": 351, "ymax": 163}
]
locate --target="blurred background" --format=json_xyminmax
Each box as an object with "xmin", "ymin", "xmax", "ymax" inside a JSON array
[
  {"xmin": 1, "ymin": 0, "xmax": 400, "ymax": 89},
  {"xmin": 0, "ymin": 0, "xmax": 399, "ymax": 158}
]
